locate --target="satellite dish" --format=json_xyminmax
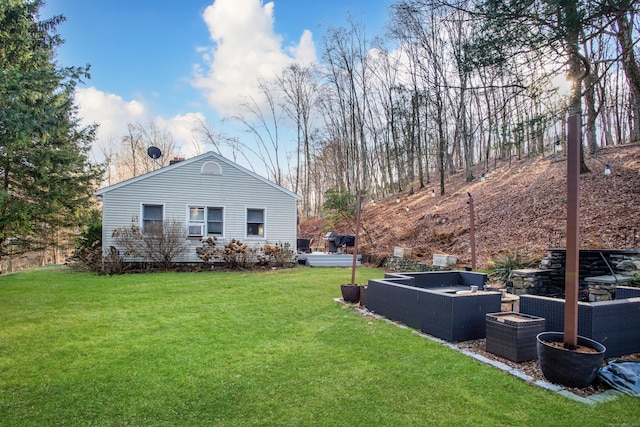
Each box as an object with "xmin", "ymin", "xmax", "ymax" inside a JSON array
[{"xmin": 147, "ymin": 146, "xmax": 162, "ymax": 159}]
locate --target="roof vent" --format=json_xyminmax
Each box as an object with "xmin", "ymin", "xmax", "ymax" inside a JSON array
[{"xmin": 201, "ymin": 161, "xmax": 222, "ymax": 175}]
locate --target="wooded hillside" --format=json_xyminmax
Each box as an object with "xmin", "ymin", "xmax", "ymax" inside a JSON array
[{"xmin": 299, "ymin": 144, "xmax": 640, "ymax": 269}]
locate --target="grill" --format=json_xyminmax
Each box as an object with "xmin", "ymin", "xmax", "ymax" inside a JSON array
[
  {"xmin": 323, "ymin": 232, "xmax": 355, "ymax": 253},
  {"xmin": 324, "ymin": 232, "xmax": 339, "ymax": 253}
]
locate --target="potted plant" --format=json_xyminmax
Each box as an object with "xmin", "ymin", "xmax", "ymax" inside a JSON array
[
  {"xmin": 536, "ymin": 332, "xmax": 606, "ymax": 388},
  {"xmin": 536, "ymin": 114, "xmax": 605, "ymax": 388},
  {"xmin": 338, "ymin": 190, "xmax": 363, "ymax": 303}
]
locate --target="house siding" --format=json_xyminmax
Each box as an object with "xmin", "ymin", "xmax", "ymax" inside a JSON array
[{"xmin": 99, "ymin": 154, "xmax": 300, "ymax": 263}]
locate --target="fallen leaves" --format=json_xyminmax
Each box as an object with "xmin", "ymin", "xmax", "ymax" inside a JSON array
[{"xmin": 300, "ymin": 144, "xmax": 640, "ymax": 269}]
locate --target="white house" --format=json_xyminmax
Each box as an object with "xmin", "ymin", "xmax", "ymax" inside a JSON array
[{"xmin": 95, "ymin": 152, "xmax": 302, "ymax": 263}]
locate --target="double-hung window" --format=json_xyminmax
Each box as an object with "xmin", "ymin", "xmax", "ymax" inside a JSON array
[
  {"xmin": 142, "ymin": 204, "xmax": 163, "ymax": 233},
  {"xmin": 246, "ymin": 208, "xmax": 265, "ymax": 238},
  {"xmin": 207, "ymin": 207, "xmax": 223, "ymax": 236},
  {"xmin": 189, "ymin": 206, "xmax": 223, "ymax": 237}
]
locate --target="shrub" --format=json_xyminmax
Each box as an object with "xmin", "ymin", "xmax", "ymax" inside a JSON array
[
  {"xmin": 259, "ymin": 243, "xmax": 296, "ymax": 268},
  {"xmin": 491, "ymin": 248, "xmax": 537, "ymax": 283},
  {"xmin": 113, "ymin": 219, "xmax": 188, "ymax": 270},
  {"xmin": 196, "ymin": 238, "xmax": 259, "ymax": 270},
  {"xmin": 197, "ymin": 239, "xmax": 296, "ymax": 270},
  {"xmin": 69, "ymin": 212, "xmax": 103, "ymax": 272},
  {"xmin": 196, "ymin": 237, "xmax": 219, "ymax": 265},
  {"xmin": 75, "ymin": 210, "xmax": 102, "ymax": 249},
  {"xmin": 103, "ymin": 246, "xmax": 128, "ymax": 275},
  {"xmin": 69, "ymin": 241, "xmax": 104, "ymax": 272}
]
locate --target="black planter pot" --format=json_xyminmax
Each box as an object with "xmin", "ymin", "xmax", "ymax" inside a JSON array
[
  {"xmin": 536, "ymin": 332, "xmax": 606, "ymax": 388},
  {"xmin": 340, "ymin": 284, "xmax": 360, "ymax": 303}
]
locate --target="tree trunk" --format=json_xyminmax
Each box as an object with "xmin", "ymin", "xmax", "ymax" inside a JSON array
[{"xmin": 614, "ymin": 5, "xmax": 640, "ymax": 142}]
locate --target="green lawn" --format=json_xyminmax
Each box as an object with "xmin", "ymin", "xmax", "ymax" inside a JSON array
[{"xmin": 1, "ymin": 267, "xmax": 638, "ymax": 426}]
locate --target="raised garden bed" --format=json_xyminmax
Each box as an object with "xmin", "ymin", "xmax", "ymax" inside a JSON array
[
  {"xmin": 520, "ymin": 286, "xmax": 640, "ymax": 358},
  {"xmin": 366, "ymin": 271, "xmax": 501, "ymax": 342}
]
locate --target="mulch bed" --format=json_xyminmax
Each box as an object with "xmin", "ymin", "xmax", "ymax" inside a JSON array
[{"xmin": 455, "ymin": 338, "xmax": 640, "ymax": 397}]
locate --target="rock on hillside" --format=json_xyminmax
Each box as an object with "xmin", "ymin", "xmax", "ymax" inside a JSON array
[{"xmin": 298, "ymin": 143, "xmax": 640, "ymax": 269}]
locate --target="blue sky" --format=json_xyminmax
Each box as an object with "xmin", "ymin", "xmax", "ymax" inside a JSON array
[{"xmin": 41, "ymin": 0, "xmax": 393, "ymax": 163}]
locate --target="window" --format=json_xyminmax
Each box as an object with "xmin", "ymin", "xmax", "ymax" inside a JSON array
[
  {"xmin": 188, "ymin": 207, "xmax": 205, "ymax": 236},
  {"xmin": 142, "ymin": 204, "xmax": 163, "ymax": 233},
  {"xmin": 207, "ymin": 207, "xmax": 223, "ymax": 235},
  {"xmin": 189, "ymin": 206, "xmax": 223, "ymax": 237},
  {"xmin": 247, "ymin": 208, "xmax": 265, "ymax": 237}
]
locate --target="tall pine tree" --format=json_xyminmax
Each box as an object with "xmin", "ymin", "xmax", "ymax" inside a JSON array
[{"xmin": 0, "ymin": 0, "xmax": 103, "ymax": 263}]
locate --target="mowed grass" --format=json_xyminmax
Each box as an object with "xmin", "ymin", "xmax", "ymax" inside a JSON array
[{"xmin": 1, "ymin": 267, "xmax": 639, "ymax": 426}]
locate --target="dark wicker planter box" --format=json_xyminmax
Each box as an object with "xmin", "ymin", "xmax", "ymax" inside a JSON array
[
  {"xmin": 520, "ymin": 288, "xmax": 640, "ymax": 358},
  {"xmin": 485, "ymin": 312, "xmax": 545, "ymax": 362},
  {"xmin": 367, "ymin": 272, "xmax": 500, "ymax": 342},
  {"xmin": 359, "ymin": 285, "xmax": 368, "ymax": 308}
]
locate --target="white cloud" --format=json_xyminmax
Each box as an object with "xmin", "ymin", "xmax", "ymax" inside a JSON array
[
  {"xmin": 192, "ymin": 0, "xmax": 317, "ymax": 115},
  {"xmin": 75, "ymin": 87, "xmax": 148, "ymax": 139},
  {"xmin": 288, "ymin": 30, "xmax": 316, "ymax": 65},
  {"xmin": 157, "ymin": 112, "xmax": 208, "ymax": 157},
  {"xmin": 75, "ymin": 87, "xmax": 206, "ymax": 161}
]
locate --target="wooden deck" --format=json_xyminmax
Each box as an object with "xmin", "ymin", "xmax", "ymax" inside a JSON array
[{"xmin": 297, "ymin": 252, "xmax": 361, "ymax": 267}]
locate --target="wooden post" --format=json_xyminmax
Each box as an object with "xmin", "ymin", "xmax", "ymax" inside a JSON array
[
  {"xmin": 564, "ymin": 113, "xmax": 581, "ymax": 350},
  {"xmin": 350, "ymin": 191, "xmax": 362, "ymax": 286},
  {"xmin": 468, "ymin": 192, "xmax": 476, "ymax": 270}
]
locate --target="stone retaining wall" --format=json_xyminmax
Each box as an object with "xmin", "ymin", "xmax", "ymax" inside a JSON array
[
  {"xmin": 383, "ymin": 256, "xmax": 435, "ymax": 272},
  {"xmin": 509, "ymin": 249, "xmax": 640, "ymax": 300},
  {"xmin": 509, "ymin": 268, "xmax": 555, "ymax": 296}
]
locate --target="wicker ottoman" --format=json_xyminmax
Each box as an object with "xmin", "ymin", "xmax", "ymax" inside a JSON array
[{"xmin": 485, "ymin": 312, "xmax": 545, "ymax": 362}]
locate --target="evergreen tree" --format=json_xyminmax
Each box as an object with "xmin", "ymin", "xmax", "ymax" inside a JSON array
[{"xmin": 0, "ymin": 0, "xmax": 103, "ymax": 260}]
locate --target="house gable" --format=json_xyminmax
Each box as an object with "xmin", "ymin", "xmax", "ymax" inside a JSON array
[{"xmin": 96, "ymin": 151, "xmax": 302, "ymax": 201}]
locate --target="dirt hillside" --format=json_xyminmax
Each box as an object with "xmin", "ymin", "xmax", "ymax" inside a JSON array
[{"xmin": 298, "ymin": 143, "xmax": 640, "ymax": 269}]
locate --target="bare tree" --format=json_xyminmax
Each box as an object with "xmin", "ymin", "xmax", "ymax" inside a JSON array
[
  {"xmin": 321, "ymin": 18, "xmax": 373, "ymax": 193},
  {"xmin": 279, "ymin": 0, "xmax": 639, "ymax": 211},
  {"xmin": 277, "ymin": 63, "xmax": 320, "ymax": 216},
  {"xmin": 104, "ymin": 121, "xmax": 181, "ymax": 183},
  {"xmin": 611, "ymin": 1, "xmax": 640, "ymax": 142},
  {"xmin": 227, "ymin": 79, "xmax": 285, "ymax": 185}
]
